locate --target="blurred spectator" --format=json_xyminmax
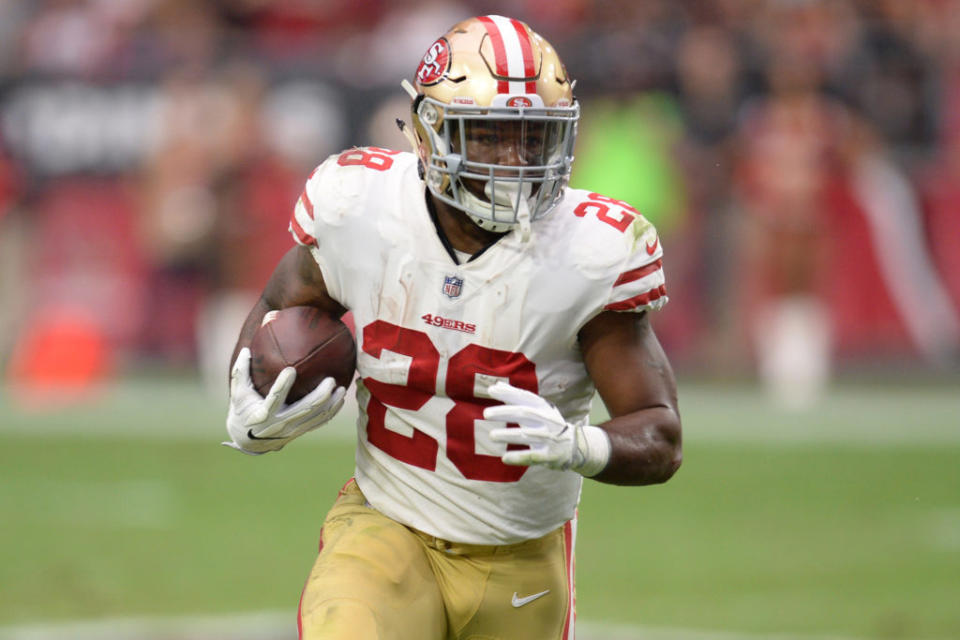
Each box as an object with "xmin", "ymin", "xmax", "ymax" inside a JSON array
[
  {"xmin": 671, "ymin": 24, "xmax": 747, "ymax": 371},
  {"xmin": 675, "ymin": 25, "xmax": 745, "ymax": 146},
  {"xmin": 569, "ymin": 0, "xmax": 683, "ymax": 94},
  {"xmin": 136, "ymin": 65, "xmax": 253, "ymax": 365},
  {"xmin": 732, "ymin": 41, "xmax": 842, "ymax": 408},
  {"xmin": 828, "ymin": 0, "xmax": 939, "ymax": 167}
]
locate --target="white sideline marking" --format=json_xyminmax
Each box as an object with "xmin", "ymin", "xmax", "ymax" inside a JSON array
[{"xmin": 0, "ymin": 613, "xmax": 919, "ymax": 640}]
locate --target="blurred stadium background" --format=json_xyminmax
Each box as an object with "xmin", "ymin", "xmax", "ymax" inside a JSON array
[{"xmin": 0, "ymin": 1, "xmax": 958, "ymax": 639}]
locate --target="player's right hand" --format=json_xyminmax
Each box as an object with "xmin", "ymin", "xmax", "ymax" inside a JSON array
[
  {"xmin": 223, "ymin": 348, "xmax": 346, "ymax": 455},
  {"xmin": 485, "ymin": 381, "xmax": 611, "ymax": 477}
]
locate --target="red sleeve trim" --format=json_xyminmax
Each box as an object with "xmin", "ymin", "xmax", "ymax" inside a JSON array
[
  {"xmin": 289, "ymin": 218, "xmax": 316, "ymax": 247},
  {"xmin": 300, "ymin": 188, "xmax": 315, "ymax": 220},
  {"xmin": 613, "ymin": 259, "xmax": 662, "ymax": 286},
  {"xmin": 603, "ymin": 285, "xmax": 667, "ymax": 311}
]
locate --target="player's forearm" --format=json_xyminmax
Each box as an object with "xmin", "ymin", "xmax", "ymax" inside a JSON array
[{"xmin": 592, "ymin": 406, "xmax": 682, "ymax": 486}]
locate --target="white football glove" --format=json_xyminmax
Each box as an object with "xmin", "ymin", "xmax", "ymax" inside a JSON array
[
  {"xmin": 223, "ymin": 347, "xmax": 346, "ymax": 455},
  {"xmin": 484, "ymin": 381, "xmax": 611, "ymax": 477}
]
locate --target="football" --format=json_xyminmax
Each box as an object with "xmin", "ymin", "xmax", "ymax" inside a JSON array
[{"xmin": 249, "ymin": 306, "xmax": 356, "ymax": 403}]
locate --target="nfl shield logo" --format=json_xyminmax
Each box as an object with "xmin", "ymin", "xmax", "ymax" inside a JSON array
[{"xmin": 442, "ymin": 275, "xmax": 463, "ymax": 299}]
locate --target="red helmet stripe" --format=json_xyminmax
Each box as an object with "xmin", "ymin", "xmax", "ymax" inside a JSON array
[
  {"xmin": 478, "ymin": 15, "xmax": 510, "ymax": 93},
  {"xmin": 508, "ymin": 18, "xmax": 537, "ymax": 93}
]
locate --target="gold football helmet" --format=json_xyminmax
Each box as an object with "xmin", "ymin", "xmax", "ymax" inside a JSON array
[{"xmin": 403, "ymin": 15, "xmax": 579, "ymax": 234}]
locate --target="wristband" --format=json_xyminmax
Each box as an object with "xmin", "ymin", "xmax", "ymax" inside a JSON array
[{"xmin": 573, "ymin": 425, "xmax": 612, "ymax": 477}]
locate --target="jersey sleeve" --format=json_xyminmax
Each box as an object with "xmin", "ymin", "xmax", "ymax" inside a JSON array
[
  {"xmin": 286, "ymin": 147, "xmax": 412, "ymax": 310},
  {"xmin": 286, "ymin": 152, "xmax": 358, "ymax": 307},
  {"xmin": 289, "ymin": 165, "xmax": 322, "ymax": 248},
  {"xmin": 602, "ymin": 217, "xmax": 668, "ymax": 314}
]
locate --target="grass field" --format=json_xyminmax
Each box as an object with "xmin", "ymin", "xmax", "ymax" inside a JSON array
[{"xmin": 1, "ymin": 379, "xmax": 958, "ymax": 639}]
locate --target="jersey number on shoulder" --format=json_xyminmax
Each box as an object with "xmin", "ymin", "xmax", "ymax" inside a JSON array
[
  {"xmin": 361, "ymin": 320, "xmax": 537, "ymax": 482},
  {"xmin": 336, "ymin": 147, "xmax": 400, "ymax": 171},
  {"xmin": 573, "ymin": 192, "xmax": 639, "ymax": 232}
]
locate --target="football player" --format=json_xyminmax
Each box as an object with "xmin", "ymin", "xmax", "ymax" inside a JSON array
[{"xmin": 225, "ymin": 15, "xmax": 682, "ymax": 640}]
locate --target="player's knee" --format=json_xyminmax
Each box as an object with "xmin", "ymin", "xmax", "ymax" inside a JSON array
[{"xmin": 300, "ymin": 598, "xmax": 380, "ymax": 640}]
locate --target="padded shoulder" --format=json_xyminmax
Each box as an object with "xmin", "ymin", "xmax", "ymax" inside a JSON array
[
  {"xmin": 546, "ymin": 188, "xmax": 668, "ymax": 314},
  {"xmin": 290, "ymin": 148, "xmax": 417, "ymax": 246}
]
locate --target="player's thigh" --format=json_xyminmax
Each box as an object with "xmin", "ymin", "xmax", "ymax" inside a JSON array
[
  {"xmin": 441, "ymin": 522, "xmax": 574, "ymax": 640},
  {"xmin": 299, "ymin": 481, "xmax": 446, "ymax": 640}
]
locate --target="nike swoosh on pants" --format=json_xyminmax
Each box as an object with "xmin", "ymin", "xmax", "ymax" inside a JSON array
[{"xmin": 511, "ymin": 589, "xmax": 550, "ymax": 607}]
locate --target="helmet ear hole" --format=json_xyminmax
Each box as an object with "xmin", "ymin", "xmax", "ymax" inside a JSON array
[{"xmin": 411, "ymin": 93, "xmax": 426, "ymax": 116}]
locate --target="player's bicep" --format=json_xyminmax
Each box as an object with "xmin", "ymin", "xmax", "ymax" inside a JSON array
[
  {"xmin": 261, "ymin": 245, "xmax": 346, "ymax": 317},
  {"xmin": 578, "ymin": 310, "xmax": 678, "ymax": 419},
  {"xmin": 231, "ymin": 246, "xmax": 346, "ymax": 371}
]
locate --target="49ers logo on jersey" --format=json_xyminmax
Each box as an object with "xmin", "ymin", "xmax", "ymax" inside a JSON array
[
  {"xmin": 421, "ymin": 313, "xmax": 476, "ymax": 334},
  {"xmin": 417, "ymin": 37, "xmax": 451, "ymax": 85}
]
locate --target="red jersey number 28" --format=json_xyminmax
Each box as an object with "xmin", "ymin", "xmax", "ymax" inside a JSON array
[{"xmin": 361, "ymin": 320, "xmax": 537, "ymax": 483}]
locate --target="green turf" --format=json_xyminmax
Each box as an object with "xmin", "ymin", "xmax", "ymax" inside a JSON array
[
  {"xmin": 577, "ymin": 444, "xmax": 960, "ymax": 638},
  {"xmin": 1, "ymin": 382, "xmax": 958, "ymax": 638}
]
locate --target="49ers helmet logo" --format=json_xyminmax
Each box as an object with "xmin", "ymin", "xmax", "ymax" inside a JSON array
[
  {"xmin": 416, "ymin": 37, "xmax": 451, "ymax": 86},
  {"xmin": 506, "ymin": 96, "xmax": 533, "ymax": 108}
]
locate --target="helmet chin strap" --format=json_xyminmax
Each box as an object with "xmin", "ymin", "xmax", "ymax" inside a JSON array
[
  {"xmin": 461, "ymin": 181, "xmax": 533, "ymax": 240},
  {"xmin": 517, "ymin": 202, "xmax": 531, "ymax": 242},
  {"xmin": 496, "ymin": 182, "xmax": 532, "ymax": 242}
]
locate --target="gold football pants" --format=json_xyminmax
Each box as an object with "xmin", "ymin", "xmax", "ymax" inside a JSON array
[{"xmin": 298, "ymin": 479, "xmax": 576, "ymax": 640}]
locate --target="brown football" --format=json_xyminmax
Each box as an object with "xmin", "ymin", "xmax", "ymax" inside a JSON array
[{"xmin": 249, "ymin": 306, "xmax": 356, "ymax": 403}]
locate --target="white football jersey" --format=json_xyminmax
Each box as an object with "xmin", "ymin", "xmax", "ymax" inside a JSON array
[{"xmin": 290, "ymin": 147, "xmax": 667, "ymax": 544}]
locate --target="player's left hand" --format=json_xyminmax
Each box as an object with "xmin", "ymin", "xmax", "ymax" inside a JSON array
[{"xmin": 485, "ymin": 381, "xmax": 610, "ymax": 476}]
